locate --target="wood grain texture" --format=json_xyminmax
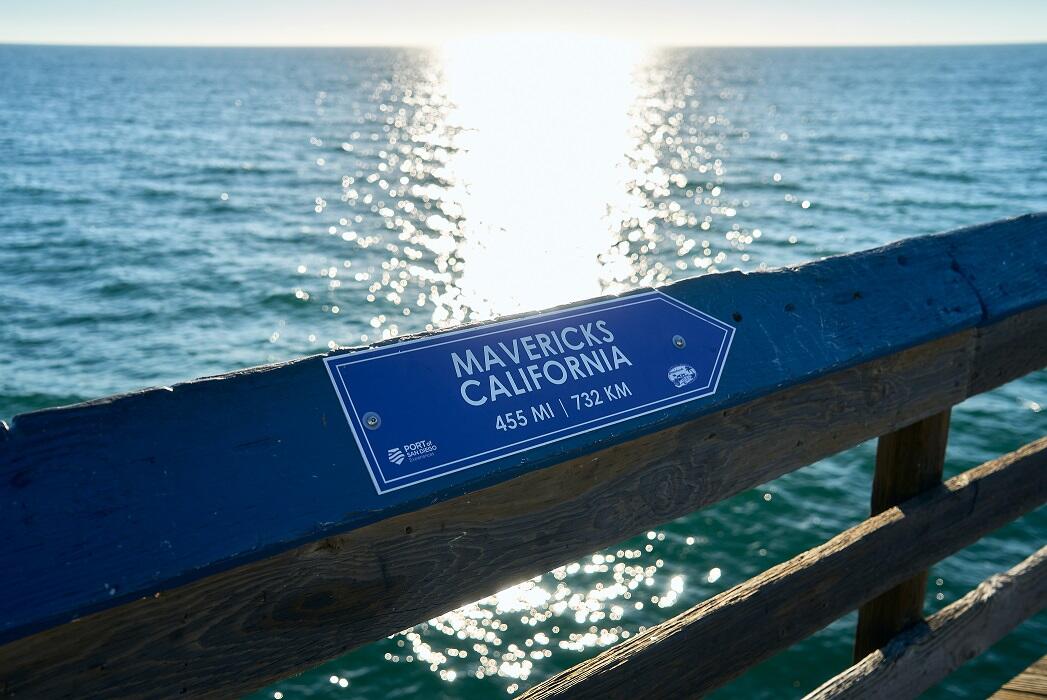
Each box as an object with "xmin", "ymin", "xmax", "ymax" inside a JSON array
[
  {"xmin": 516, "ymin": 439, "xmax": 1047, "ymax": 700},
  {"xmin": 970, "ymin": 303, "xmax": 1047, "ymax": 396},
  {"xmin": 853, "ymin": 410, "xmax": 950, "ymax": 660},
  {"xmin": 805, "ymin": 546, "xmax": 1047, "ymax": 700},
  {"xmin": 0, "ymin": 331, "xmax": 978, "ymax": 699},
  {"xmin": 992, "ymin": 655, "xmax": 1047, "ymax": 699},
  {"xmin": 995, "ymin": 692, "xmax": 1047, "ymax": 700},
  {"xmin": 6, "ymin": 215, "xmax": 1045, "ymax": 643},
  {"xmin": 0, "ymin": 304, "xmax": 1045, "ymax": 699},
  {"xmin": 0, "ymin": 217, "xmax": 1045, "ymax": 699}
]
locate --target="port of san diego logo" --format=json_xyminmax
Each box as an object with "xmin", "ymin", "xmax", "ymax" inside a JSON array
[{"xmin": 388, "ymin": 440, "xmax": 438, "ymax": 465}]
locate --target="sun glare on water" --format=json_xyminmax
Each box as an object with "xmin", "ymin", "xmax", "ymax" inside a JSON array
[
  {"xmin": 302, "ymin": 34, "xmax": 731, "ymax": 347},
  {"xmin": 435, "ymin": 33, "xmax": 645, "ymax": 317}
]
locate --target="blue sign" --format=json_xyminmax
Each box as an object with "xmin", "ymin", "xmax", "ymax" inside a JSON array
[{"xmin": 324, "ymin": 291, "xmax": 734, "ymax": 493}]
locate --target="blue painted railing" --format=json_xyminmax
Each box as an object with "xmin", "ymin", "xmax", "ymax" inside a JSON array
[{"xmin": 0, "ymin": 213, "xmax": 1044, "ymax": 697}]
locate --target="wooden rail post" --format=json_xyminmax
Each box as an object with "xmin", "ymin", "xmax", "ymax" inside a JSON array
[{"xmin": 853, "ymin": 410, "xmax": 951, "ymax": 660}]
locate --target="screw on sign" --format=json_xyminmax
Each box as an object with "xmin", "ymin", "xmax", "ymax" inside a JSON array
[{"xmin": 324, "ymin": 291, "xmax": 734, "ymax": 493}]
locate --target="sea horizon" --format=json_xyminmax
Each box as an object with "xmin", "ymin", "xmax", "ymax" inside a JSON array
[
  {"xmin": 3, "ymin": 39, "xmax": 1047, "ymax": 49},
  {"xmin": 1, "ymin": 41, "xmax": 1044, "ymax": 699}
]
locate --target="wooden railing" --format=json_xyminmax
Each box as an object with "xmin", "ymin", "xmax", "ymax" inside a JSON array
[
  {"xmin": 519, "ymin": 441, "xmax": 1047, "ymax": 699},
  {"xmin": 0, "ymin": 213, "xmax": 1044, "ymax": 698}
]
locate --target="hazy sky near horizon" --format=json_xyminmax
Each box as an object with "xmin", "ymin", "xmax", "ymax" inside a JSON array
[{"xmin": 2, "ymin": 0, "xmax": 1046, "ymax": 47}]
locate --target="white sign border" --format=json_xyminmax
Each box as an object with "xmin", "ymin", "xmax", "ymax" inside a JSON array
[{"xmin": 324, "ymin": 290, "xmax": 735, "ymax": 494}]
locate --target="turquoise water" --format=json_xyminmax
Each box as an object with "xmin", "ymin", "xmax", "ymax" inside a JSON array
[{"xmin": 1, "ymin": 43, "xmax": 1045, "ymax": 697}]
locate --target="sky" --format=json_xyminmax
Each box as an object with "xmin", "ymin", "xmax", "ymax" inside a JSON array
[{"xmin": 2, "ymin": 0, "xmax": 1046, "ymax": 47}]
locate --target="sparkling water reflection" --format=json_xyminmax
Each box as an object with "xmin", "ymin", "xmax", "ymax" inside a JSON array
[
  {"xmin": 0, "ymin": 43, "xmax": 1044, "ymax": 700},
  {"xmin": 290, "ymin": 40, "xmax": 783, "ymax": 352}
]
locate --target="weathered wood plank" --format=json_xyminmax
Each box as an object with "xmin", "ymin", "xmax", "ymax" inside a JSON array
[
  {"xmin": 0, "ymin": 330, "xmax": 980, "ymax": 699},
  {"xmin": 0, "ymin": 220, "xmax": 993, "ymax": 642},
  {"xmin": 992, "ymin": 654, "xmax": 1047, "ymax": 699},
  {"xmin": 0, "ymin": 216, "xmax": 1044, "ymax": 698},
  {"xmin": 992, "ymin": 686, "xmax": 1047, "ymax": 698},
  {"xmin": 2, "ymin": 215, "xmax": 1042, "ymax": 644},
  {"xmin": 0, "ymin": 292, "xmax": 1045, "ymax": 698},
  {"xmin": 517, "ymin": 439, "xmax": 1047, "ymax": 700},
  {"xmin": 971, "ymin": 302, "xmax": 1047, "ymax": 396},
  {"xmin": 805, "ymin": 546, "xmax": 1047, "ymax": 700},
  {"xmin": 945, "ymin": 213, "xmax": 1047, "ymax": 319},
  {"xmin": 995, "ymin": 691, "xmax": 1047, "ymax": 700},
  {"xmin": 853, "ymin": 410, "xmax": 950, "ymax": 660}
]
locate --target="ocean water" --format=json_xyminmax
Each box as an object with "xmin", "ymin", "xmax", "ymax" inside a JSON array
[{"xmin": 1, "ymin": 42, "xmax": 1045, "ymax": 698}]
